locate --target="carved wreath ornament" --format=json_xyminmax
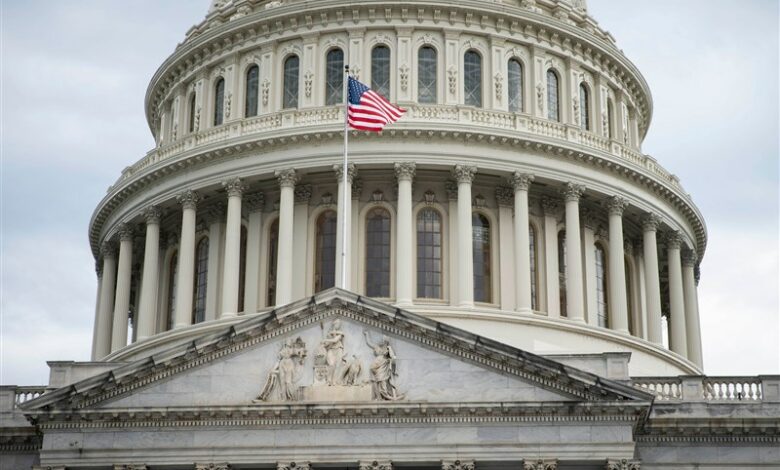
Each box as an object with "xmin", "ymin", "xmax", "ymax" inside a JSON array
[{"xmin": 254, "ymin": 321, "xmax": 405, "ymax": 402}]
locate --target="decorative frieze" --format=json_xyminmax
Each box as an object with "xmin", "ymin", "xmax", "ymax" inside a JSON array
[
  {"xmin": 523, "ymin": 460, "xmax": 557, "ymax": 470},
  {"xmin": 222, "ymin": 177, "xmax": 245, "ymax": 197},
  {"xmin": 177, "ymin": 189, "xmax": 200, "ymax": 210},
  {"xmin": 606, "ymin": 459, "xmax": 641, "ymax": 470},
  {"xmin": 511, "ymin": 171, "xmax": 534, "ymax": 191},
  {"xmin": 442, "ymin": 460, "xmax": 475, "ymax": 470},
  {"xmin": 394, "ymin": 162, "xmax": 416, "ymax": 181},
  {"xmin": 452, "ymin": 164, "xmax": 477, "ymax": 184}
]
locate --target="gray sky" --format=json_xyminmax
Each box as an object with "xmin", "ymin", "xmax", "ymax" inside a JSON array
[{"xmin": 1, "ymin": 0, "xmax": 778, "ymax": 386}]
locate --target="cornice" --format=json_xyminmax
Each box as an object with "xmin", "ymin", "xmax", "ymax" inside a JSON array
[
  {"xmin": 144, "ymin": 0, "xmax": 652, "ymax": 137},
  {"xmin": 87, "ymin": 121, "xmax": 706, "ymax": 263}
]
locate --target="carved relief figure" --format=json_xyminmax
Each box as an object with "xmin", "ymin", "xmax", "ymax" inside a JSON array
[
  {"xmin": 256, "ymin": 337, "xmax": 307, "ymax": 401},
  {"xmin": 317, "ymin": 320, "xmax": 346, "ymax": 385},
  {"xmin": 363, "ymin": 331, "xmax": 405, "ymax": 401}
]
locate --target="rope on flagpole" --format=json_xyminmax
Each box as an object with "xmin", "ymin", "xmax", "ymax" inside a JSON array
[{"xmin": 341, "ymin": 64, "xmax": 349, "ymax": 290}]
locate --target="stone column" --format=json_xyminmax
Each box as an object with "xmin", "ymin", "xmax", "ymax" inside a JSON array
[
  {"xmin": 243, "ymin": 193, "xmax": 265, "ymax": 314},
  {"xmin": 174, "ymin": 190, "xmax": 199, "ymax": 329},
  {"xmin": 512, "ymin": 172, "xmax": 534, "ymax": 313},
  {"xmin": 667, "ymin": 231, "xmax": 688, "ymax": 358},
  {"xmin": 607, "ymin": 196, "xmax": 630, "ymax": 333},
  {"xmin": 542, "ymin": 197, "xmax": 561, "ymax": 318},
  {"xmin": 445, "ymin": 181, "xmax": 459, "ymax": 305},
  {"xmin": 683, "ymin": 250, "xmax": 704, "ymax": 368},
  {"xmin": 496, "ymin": 186, "xmax": 515, "ymax": 311},
  {"xmin": 454, "ymin": 164, "xmax": 477, "ymax": 307},
  {"xmin": 221, "ymin": 177, "xmax": 246, "ymax": 317},
  {"xmin": 275, "ymin": 169, "xmax": 298, "ymax": 305},
  {"xmin": 90, "ymin": 262, "xmax": 104, "ymax": 358},
  {"xmin": 395, "ymin": 162, "xmax": 416, "ymax": 306},
  {"xmin": 110, "ymin": 224, "xmax": 134, "ymax": 352},
  {"xmin": 137, "ymin": 206, "xmax": 162, "ymax": 341},
  {"xmin": 562, "ymin": 182, "xmax": 586, "ymax": 322},
  {"xmin": 93, "ymin": 243, "xmax": 117, "ymax": 359},
  {"xmin": 334, "ymin": 163, "xmax": 356, "ymax": 290},
  {"xmin": 642, "ymin": 213, "xmax": 663, "ymax": 344}
]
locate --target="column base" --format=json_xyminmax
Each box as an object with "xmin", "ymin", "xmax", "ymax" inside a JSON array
[
  {"xmin": 458, "ymin": 301, "xmax": 475, "ymax": 308},
  {"xmin": 515, "ymin": 307, "xmax": 534, "ymax": 315}
]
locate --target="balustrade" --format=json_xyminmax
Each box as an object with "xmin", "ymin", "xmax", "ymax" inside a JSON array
[
  {"xmin": 14, "ymin": 386, "xmax": 46, "ymax": 405},
  {"xmin": 632, "ymin": 376, "xmax": 775, "ymax": 402},
  {"xmin": 632, "ymin": 377, "xmax": 683, "ymax": 401},
  {"xmin": 703, "ymin": 377, "xmax": 763, "ymax": 401}
]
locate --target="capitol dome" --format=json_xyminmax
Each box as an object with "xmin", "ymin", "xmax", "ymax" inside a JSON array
[{"xmin": 87, "ymin": 0, "xmax": 706, "ymax": 377}]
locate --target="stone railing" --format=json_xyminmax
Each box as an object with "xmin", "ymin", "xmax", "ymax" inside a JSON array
[
  {"xmin": 0, "ymin": 386, "xmax": 47, "ymax": 414},
  {"xmin": 631, "ymin": 375, "xmax": 779, "ymax": 402},
  {"xmin": 115, "ymin": 105, "xmax": 681, "ymax": 194},
  {"xmin": 14, "ymin": 386, "xmax": 46, "ymax": 405}
]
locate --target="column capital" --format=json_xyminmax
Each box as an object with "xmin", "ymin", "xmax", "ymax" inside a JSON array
[
  {"xmin": 394, "ymin": 162, "xmax": 416, "ymax": 181},
  {"xmin": 606, "ymin": 195, "xmax": 628, "ymax": 216},
  {"xmin": 142, "ymin": 205, "xmax": 162, "ymax": 225},
  {"xmin": 581, "ymin": 207, "xmax": 598, "ymax": 230},
  {"xmin": 452, "ymin": 164, "xmax": 478, "ymax": 184},
  {"xmin": 116, "ymin": 223, "xmax": 134, "ymax": 242},
  {"xmin": 641, "ymin": 212, "xmax": 661, "ymax": 232},
  {"xmin": 334, "ymin": 162, "xmax": 358, "ymax": 183},
  {"xmin": 359, "ymin": 461, "xmax": 392, "ymax": 470},
  {"xmin": 177, "ymin": 189, "xmax": 200, "ymax": 210},
  {"xmin": 445, "ymin": 180, "xmax": 458, "ymax": 200},
  {"xmin": 523, "ymin": 459, "xmax": 557, "ymax": 470},
  {"xmin": 195, "ymin": 464, "xmax": 230, "ymax": 470},
  {"xmin": 95, "ymin": 260, "xmax": 103, "ymax": 277},
  {"xmin": 352, "ymin": 178, "xmax": 363, "ymax": 198},
  {"xmin": 202, "ymin": 202, "xmax": 226, "ymax": 224},
  {"xmin": 275, "ymin": 168, "xmax": 299, "ymax": 188},
  {"xmin": 562, "ymin": 182, "xmax": 586, "ymax": 202},
  {"xmin": 245, "ymin": 192, "xmax": 265, "ymax": 213},
  {"xmin": 666, "ymin": 230, "xmax": 683, "ymax": 250},
  {"xmin": 100, "ymin": 241, "xmax": 117, "ymax": 258},
  {"xmin": 541, "ymin": 196, "xmax": 561, "ymax": 216},
  {"xmin": 222, "ymin": 177, "xmax": 246, "ymax": 197},
  {"xmin": 277, "ymin": 462, "xmax": 309, "ymax": 470},
  {"xmin": 682, "ymin": 249, "xmax": 698, "ymax": 267},
  {"xmin": 442, "ymin": 460, "xmax": 475, "ymax": 470},
  {"xmin": 511, "ymin": 171, "xmax": 535, "ymax": 191},
  {"xmin": 606, "ymin": 459, "xmax": 641, "ymax": 470},
  {"xmin": 495, "ymin": 186, "xmax": 514, "ymax": 207},
  {"xmin": 294, "ymin": 184, "xmax": 313, "ymax": 204}
]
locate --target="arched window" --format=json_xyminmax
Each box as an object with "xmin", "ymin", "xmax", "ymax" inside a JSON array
[
  {"xmin": 325, "ymin": 48, "xmax": 344, "ymax": 105},
  {"xmin": 547, "ymin": 69, "xmax": 560, "ymax": 122},
  {"xmin": 238, "ymin": 226, "xmax": 247, "ymax": 312},
  {"xmin": 315, "ymin": 210, "xmax": 338, "ymax": 292},
  {"xmin": 607, "ymin": 98, "xmax": 615, "ymax": 139},
  {"xmin": 166, "ymin": 250, "xmax": 178, "ymax": 331},
  {"xmin": 213, "ymin": 77, "xmax": 225, "ymax": 126},
  {"xmin": 188, "ymin": 93, "xmax": 197, "ymax": 133},
  {"xmin": 579, "ymin": 83, "xmax": 590, "ymax": 130},
  {"xmin": 371, "ymin": 45, "xmax": 391, "ymax": 98},
  {"xmin": 365, "ymin": 208, "xmax": 391, "ymax": 297},
  {"xmin": 464, "ymin": 50, "xmax": 482, "ymax": 107},
  {"xmin": 192, "ymin": 238, "xmax": 209, "ymax": 324},
  {"xmin": 417, "ymin": 208, "xmax": 443, "ymax": 299},
  {"xmin": 472, "ymin": 213, "xmax": 491, "ymax": 303},
  {"xmin": 283, "ymin": 55, "xmax": 299, "ymax": 109},
  {"xmin": 267, "ymin": 219, "xmax": 279, "ymax": 306},
  {"xmin": 558, "ymin": 231, "xmax": 567, "ymax": 317},
  {"xmin": 418, "ymin": 46, "xmax": 437, "ymax": 104},
  {"xmin": 595, "ymin": 243, "xmax": 608, "ymax": 328},
  {"xmin": 529, "ymin": 224, "xmax": 538, "ymax": 310},
  {"xmin": 245, "ymin": 65, "xmax": 259, "ymax": 117},
  {"xmin": 625, "ymin": 258, "xmax": 634, "ymax": 335},
  {"xmin": 508, "ymin": 59, "xmax": 523, "ymax": 113}
]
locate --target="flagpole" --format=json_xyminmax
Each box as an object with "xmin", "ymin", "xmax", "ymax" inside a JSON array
[{"xmin": 340, "ymin": 64, "xmax": 349, "ymax": 290}]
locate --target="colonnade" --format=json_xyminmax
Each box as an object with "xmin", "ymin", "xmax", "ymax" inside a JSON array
[{"xmin": 92, "ymin": 164, "xmax": 703, "ymax": 369}]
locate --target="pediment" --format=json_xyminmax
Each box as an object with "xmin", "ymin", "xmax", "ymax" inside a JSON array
[{"xmin": 22, "ymin": 289, "xmax": 650, "ymax": 414}]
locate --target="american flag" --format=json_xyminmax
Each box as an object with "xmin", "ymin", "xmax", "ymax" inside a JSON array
[{"xmin": 347, "ymin": 77, "xmax": 405, "ymax": 132}]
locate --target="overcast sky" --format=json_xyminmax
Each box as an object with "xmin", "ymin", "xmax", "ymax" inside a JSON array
[{"xmin": 1, "ymin": 0, "xmax": 778, "ymax": 386}]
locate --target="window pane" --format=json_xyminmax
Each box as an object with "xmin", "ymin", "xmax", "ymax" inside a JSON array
[
  {"xmin": 238, "ymin": 226, "xmax": 247, "ymax": 312},
  {"xmin": 508, "ymin": 59, "xmax": 523, "ymax": 113},
  {"xmin": 267, "ymin": 220, "xmax": 279, "ymax": 306},
  {"xmin": 417, "ymin": 209, "xmax": 442, "ymax": 299},
  {"xmin": 558, "ymin": 231, "xmax": 567, "ymax": 317},
  {"xmin": 472, "ymin": 213, "xmax": 491, "ymax": 302},
  {"xmin": 595, "ymin": 244, "xmax": 608, "ymax": 327},
  {"xmin": 167, "ymin": 250, "xmax": 178, "ymax": 331},
  {"xmin": 283, "ymin": 55, "xmax": 299, "ymax": 109},
  {"xmin": 213, "ymin": 78, "xmax": 225, "ymax": 126},
  {"xmin": 418, "ymin": 46, "xmax": 437, "ymax": 104},
  {"xmin": 315, "ymin": 210, "xmax": 337, "ymax": 292},
  {"xmin": 325, "ymin": 49, "xmax": 344, "ymax": 105},
  {"xmin": 371, "ymin": 46, "xmax": 391, "ymax": 98},
  {"xmin": 245, "ymin": 65, "xmax": 259, "ymax": 117},
  {"xmin": 547, "ymin": 70, "xmax": 559, "ymax": 121},
  {"xmin": 192, "ymin": 238, "xmax": 209, "ymax": 324},
  {"xmin": 579, "ymin": 84, "xmax": 590, "ymax": 130},
  {"xmin": 365, "ymin": 208, "xmax": 391, "ymax": 297},
  {"xmin": 529, "ymin": 225, "xmax": 538, "ymax": 310},
  {"xmin": 188, "ymin": 93, "xmax": 197, "ymax": 133},
  {"xmin": 607, "ymin": 99, "xmax": 614, "ymax": 139},
  {"xmin": 464, "ymin": 50, "xmax": 482, "ymax": 107}
]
